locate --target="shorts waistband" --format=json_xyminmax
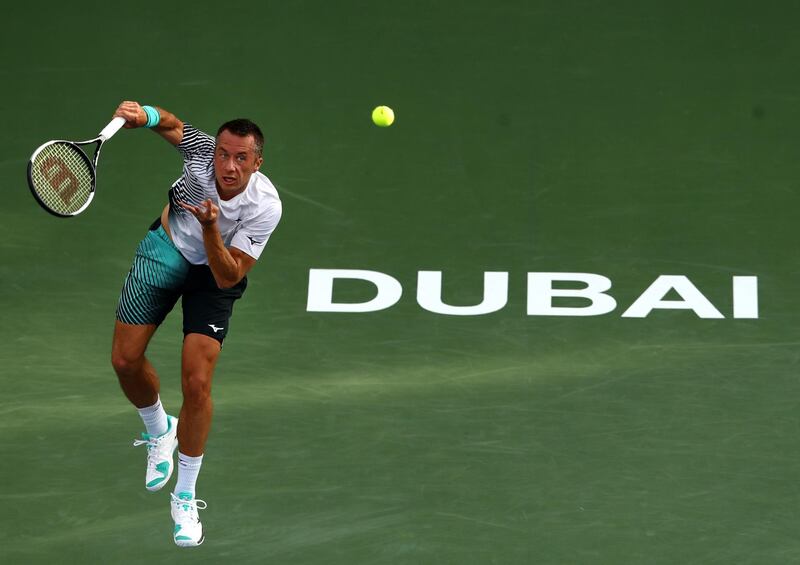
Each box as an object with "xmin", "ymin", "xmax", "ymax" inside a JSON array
[{"xmin": 147, "ymin": 217, "xmax": 178, "ymax": 250}]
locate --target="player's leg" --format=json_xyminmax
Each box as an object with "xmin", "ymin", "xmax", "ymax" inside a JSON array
[
  {"xmin": 177, "ymin": 333, "xmax": 221, "ymax": 457},
  {"xmin": 170, "ymin": 265, "xmax": 246, "ymax": 547},
  {"xmin": 112, "ymin": 320, "xmax": 181, "ymax": 491},
  {"xmin": 111, "ymin": 320, "xmax": 160, "ymax": 408},
  {"xmin": 170, "ymin": 333, "xmax": 220, "ymax": 548},
  {"xmin": 113, "ymin": 219, "xmax": 189, "ymax": 492}
]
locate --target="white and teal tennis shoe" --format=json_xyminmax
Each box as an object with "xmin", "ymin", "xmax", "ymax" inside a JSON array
[
  {"xmin": 132, "ymin": 415, "xmax": 178, "ymax": 492},
  {"xmin": 171, "ymin": 492, "xmax": 207, "ymax": 547}
]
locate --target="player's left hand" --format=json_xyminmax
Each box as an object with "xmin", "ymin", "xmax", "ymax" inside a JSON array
[{"xmin": 179, "ymin": 199, "xmax": 218, "ymax": 227}]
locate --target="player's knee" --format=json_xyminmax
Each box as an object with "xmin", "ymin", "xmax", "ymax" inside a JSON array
[
  {"xmin": 181, "ymin": 372, "xmax": 212, "ymax": 404},
  {"xmin": 111, "ymin": 350, "xmax": 143, "ymax": 377}
]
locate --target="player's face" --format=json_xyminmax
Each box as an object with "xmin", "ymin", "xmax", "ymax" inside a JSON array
[{"xmin": 213, "ymin": 130, "xmax": 264, "ymax": 198}]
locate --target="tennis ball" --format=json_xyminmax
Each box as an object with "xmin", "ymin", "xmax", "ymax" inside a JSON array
[{"xmin": 372, "ymin": 106, "xmax": 395, "ymax": 127}]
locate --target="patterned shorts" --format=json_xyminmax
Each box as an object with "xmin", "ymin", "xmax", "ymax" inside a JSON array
[{"xmin": 115, "ymin": 219, "xmax": 247, "ymax": 343}]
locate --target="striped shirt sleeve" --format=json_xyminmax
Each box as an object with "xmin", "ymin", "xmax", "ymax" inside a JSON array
[{"xmin": 176, "ymin": 123, "xmax": 215, "ymax": 161}]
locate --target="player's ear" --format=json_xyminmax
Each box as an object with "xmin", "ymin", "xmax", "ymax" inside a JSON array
[{"xmin": 254, "ymin": 155, "xmax": 263, "ymax": 170}]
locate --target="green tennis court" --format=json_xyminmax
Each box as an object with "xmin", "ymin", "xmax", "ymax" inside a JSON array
[{"xmin": 2, "ymin": 1, "xmax": 799, "ymax": 563}]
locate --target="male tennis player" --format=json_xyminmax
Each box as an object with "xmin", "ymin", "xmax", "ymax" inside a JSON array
[{"xmin": 109, "ymin": 100, "xmax": 281, "ymax": 547}]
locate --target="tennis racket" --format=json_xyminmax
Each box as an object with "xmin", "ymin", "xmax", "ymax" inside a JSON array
[{"xmin": 27, "ymin": 116, "xmax": 126, "ymax": 217}]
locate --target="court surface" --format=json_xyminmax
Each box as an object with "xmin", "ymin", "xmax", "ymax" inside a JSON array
[{"xmin": 1, "ymin": 1, "xmax": 799, "ymax": 563}]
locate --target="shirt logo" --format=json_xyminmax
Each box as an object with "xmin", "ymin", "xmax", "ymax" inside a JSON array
[
  {"xmin": 208, "ymin": 324, "xmax": 224, "ymax": 333},
  {"xmin": 247, "ymin": 235, "xmax": 265, "ymax": 246}
]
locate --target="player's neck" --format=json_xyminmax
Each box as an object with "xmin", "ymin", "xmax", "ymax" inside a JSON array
[{"xmin": 215, "ymin": 181, "xmax": 247, "ymax": 201}]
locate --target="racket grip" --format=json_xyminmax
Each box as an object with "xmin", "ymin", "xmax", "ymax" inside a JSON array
[{"xmin": 99, "ymin": 116, "xmax": 126, "ymax": 141}]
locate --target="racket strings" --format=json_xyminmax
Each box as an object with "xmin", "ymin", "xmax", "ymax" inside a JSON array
[{"xmin": 30, "ymin": 142, "xmax": 94, "ymax": 215}]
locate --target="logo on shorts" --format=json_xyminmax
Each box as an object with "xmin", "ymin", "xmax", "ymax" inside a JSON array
[
  {"xmin": 208, "ymin": 324, "xmax": 224, "ymax": 333},
  {"xmin": 247, "ymin": 235, "xmax": 265, "ymax": 246}
]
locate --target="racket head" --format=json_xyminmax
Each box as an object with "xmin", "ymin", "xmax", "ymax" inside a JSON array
[{"xmin": 27, "ymin": 140, "xmax": 96, "ymax": 217}]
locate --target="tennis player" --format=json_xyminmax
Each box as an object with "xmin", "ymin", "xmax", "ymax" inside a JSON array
[{"xmin": 109, "ymin": 100, "xmax": 281, "ymax": 547}]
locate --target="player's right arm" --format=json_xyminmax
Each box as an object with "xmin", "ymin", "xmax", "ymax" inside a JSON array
[{"xmin": 113, "ymin": 101, "xmax": 184, "ymax": 146}]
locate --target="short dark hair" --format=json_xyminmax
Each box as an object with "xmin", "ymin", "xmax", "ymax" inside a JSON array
[{"xmin": 216, "ymin": 119, "xmax": 264, "ymax": 157}]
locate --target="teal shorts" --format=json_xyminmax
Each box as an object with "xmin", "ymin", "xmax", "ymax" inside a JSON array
[{"xmin": 115, "ymin": 220, "xmax": 247, "ymax": 342}]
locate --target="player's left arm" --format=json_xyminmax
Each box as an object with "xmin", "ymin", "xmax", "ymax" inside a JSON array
[{"xmin": 180, "ymin": 199, "xmax": 256, "ymax": 288}]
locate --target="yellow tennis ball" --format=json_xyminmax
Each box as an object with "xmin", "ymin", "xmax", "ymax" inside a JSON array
[{"xmin": 372, "ymin": 105, "xmax": 395, "ymax": 127}]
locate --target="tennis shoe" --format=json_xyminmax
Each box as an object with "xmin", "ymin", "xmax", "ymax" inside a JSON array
[
  {"xmin": 171, "ymin": 492, "xmax": 207, "ymax": 547},
  {"xmin": 132, "ymin": 415, "xmax": 178, "ymax": 491}
]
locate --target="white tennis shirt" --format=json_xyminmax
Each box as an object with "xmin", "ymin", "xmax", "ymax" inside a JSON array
[{"xmin": 167, "ymin": 124, "xmax": 282, "ymax": 265}]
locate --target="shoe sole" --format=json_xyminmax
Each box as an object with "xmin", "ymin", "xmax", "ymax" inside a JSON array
[{"xmin": 175, "ymin": 529, "xmax": 204, "ymax": 547}]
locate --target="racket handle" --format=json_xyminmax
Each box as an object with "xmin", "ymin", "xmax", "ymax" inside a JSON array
[{"xmin": 99, "ymin": 116, "xmax": 126, "ymax": 141}]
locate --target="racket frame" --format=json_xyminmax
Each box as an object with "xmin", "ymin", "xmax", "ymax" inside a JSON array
[
  {"xmin": 27, "ymin": 116, "xmax": 126, "ymax": 218},
  {"xmin": 27, "ymin": 139, "xmax": 98, "ymax": 217}
]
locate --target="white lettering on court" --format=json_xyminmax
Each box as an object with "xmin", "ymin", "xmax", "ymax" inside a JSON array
[
  {"xmin": 732, "ymin": 276, "xmax": 758, "ymax": 319},
  {"xmin": 306, "ymin": 270, "xmax": 759, "ymax": 319},
  {"xmin": 621, "ymin": 275, "xmax": 724, "ymax": 318},
  {"xmin": 527, "ymin": 273, "xmax": 617, "ymax": 316},
  {"xmin": 417, "ymin": 271, "xmax": 508, "ymax": 315},
  {"xmin": 306, "ymin": 269, "xmax": 402, "ymax": 313}
]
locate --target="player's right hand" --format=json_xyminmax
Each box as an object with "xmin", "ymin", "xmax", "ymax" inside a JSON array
[
  {"xmin": 113, "ymin": 101, "xmax": 147, "ymax": 129},
  {"xmin": 179, "ymin": 199, "xmax": 219, "ymax": 227}
]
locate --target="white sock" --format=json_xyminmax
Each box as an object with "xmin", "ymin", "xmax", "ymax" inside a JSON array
[
  {"xmin": 174, "ymin": 452, "xmax": 204, "ymax": 497},
  {"xmin": 137, "ymin": 396, "xmax": 168, "ymax": 437}
]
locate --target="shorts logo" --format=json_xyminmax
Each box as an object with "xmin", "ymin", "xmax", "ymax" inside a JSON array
[{"xmin": 208, "ymin": 324, "xmax": 225, "ymax": 333}]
